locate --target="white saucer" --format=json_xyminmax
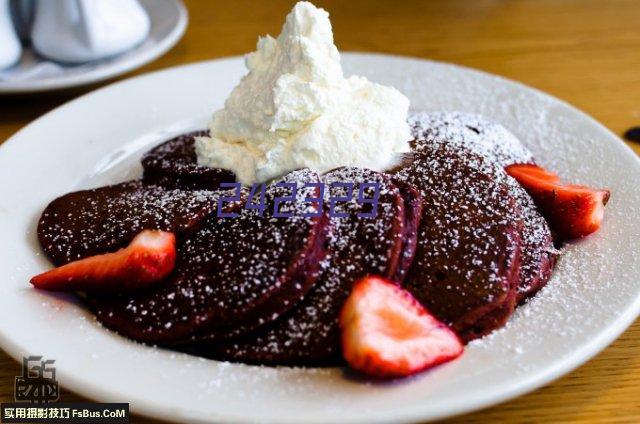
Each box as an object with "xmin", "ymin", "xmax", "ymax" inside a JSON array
[
  {"xmin": 0, "ymin": 54, "xmax": 639, "ymax": 423},
  {"xmin": 0, "ymin": 0, "xmax": 187, "ymax": 94}
]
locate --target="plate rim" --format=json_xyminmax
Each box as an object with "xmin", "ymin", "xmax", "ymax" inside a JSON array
[{"xmin": 1, "ymin": 52, "xmax": 639, "ymax": 423}]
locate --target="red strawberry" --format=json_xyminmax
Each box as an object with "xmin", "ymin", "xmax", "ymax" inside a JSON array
[
  {"xmin": 509, "ymin": 163, "xmax": 560, "ymax": 183},
  {"xmin": 339, "ymin": 276, "xmax": 463, "ymax": 379},
  {"xmin": 506, "ymin": 164, "xmax": 610, "ymax": 240},
  {"xmin": 31, "ymin": 230, "xmax": 176, "ymax": 292}
]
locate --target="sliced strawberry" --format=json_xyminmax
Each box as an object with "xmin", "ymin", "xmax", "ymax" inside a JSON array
[
  {"xmin": 506, "ymin": 164, "xmax": 610, "ymax": 241},
  {"xmin": 339, "ymin": 276, "xmax": 463, "ymax": 379},
  {"xmin": 507, "ymin": 163, "xmax": 560, "ymax": 183},
  {"xmin": 31, "ymin": 230, "xmax": 176, "ymax": 292}
]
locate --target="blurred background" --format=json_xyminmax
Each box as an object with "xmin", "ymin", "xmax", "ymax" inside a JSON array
[
  {"xmin": 2, "ymin": 0, "xmax": 640, "ymax": 154},
  {"xmin": 1, "ymin": 0, "xmax": 639, "ymax": 422}
]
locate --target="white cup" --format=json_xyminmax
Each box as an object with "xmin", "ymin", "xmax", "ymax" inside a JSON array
[
  {"xmin": 0, "ymin": 0, "xmax": 22, "ymax": 69},
  {"xmin": 31, "ymin": 0, "xmax": 150, "ymax": 63},
  {"xmin": 10, "ymin": 0, "xmax": 35, "ymax": 41}
]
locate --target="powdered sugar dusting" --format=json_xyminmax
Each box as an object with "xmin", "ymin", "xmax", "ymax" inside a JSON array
[
  {"xmin": 89, "ymin": 169, "xmax": 328, "ymax": 344},
  {"xmin": 394, "ymin": 137, "xmax": 521, "ymax": 340},
  {"xmin": 38, "ymin": 180, "xmax": 223, "ymax": 265},
  {"xmin": 212, "ymin": 167, "xmax": 406, "ymax": 364},
  {"xmin": 408, "ymin": 112, "xmax": 558, "ymax": 301},
  {"xmin": 409, "ymin": 111, "xmax": 534, "ymax": 166},
  {"xmin": 350, "ymin": 56, "xmax": 638, "ymax": 379}
]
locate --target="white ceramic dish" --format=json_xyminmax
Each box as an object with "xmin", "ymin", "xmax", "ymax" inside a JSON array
[
  {"xmin": 0, "ymin": 54, "xmax": 638, "ymax": 423},
  {"xmin": 0, "ymin": 0, "xmax": 187, "ymax": 94}
]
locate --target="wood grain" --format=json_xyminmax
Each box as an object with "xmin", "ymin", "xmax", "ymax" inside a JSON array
[{"xmin": 1, "ymin": 0, "xmax": 639, "ymax": 422}]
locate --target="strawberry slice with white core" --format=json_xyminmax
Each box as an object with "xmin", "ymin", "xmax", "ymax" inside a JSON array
[
  {"xmin": 339, "ymin": 276, "xmax": 463, "ymax": 378},
  {"xmin": 31, "ymin": 230, "xmax": 176, "ymax": 292},
  {"xmin": 506, "ymin": 164, "xmax": 611, "ymax": 240}
]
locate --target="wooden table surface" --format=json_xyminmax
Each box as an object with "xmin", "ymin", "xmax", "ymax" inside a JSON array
[{"xmin": 2, "ymin": 0, "xmax": 639, "ymax": 422}]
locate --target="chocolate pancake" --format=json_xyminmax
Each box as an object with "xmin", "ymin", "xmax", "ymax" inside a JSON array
[
  {"xmin": 206, "ymin": 167, "xmax": 407, "ymax": 365},
  {"xmin": 87, "ymin": 169, "xmax": 329, "ymax": 344},
  {"xmin": 409, "ymin": 111, "xmax": 535, "ymax": 167},
  {"xmin": 392, "ymin": 180, "xmax": 423, "ymax": 283},
  {"xmin": 409, "ymin": 113, "xmax": 557, "ymax": 302},
  {"xmin": 393, "ymin": 141, "xmax": 522, "ymax": 342},
  {"xmin": 141, "ymin": 130, "xmax": 236, "ymax": 190},
  {"xmin": 38, "ymin": 181, "xmax": 222, "ymax": 265},
  {"xmin": 504, "ymin": 178, "xmax": 558, "ymax": 302}
]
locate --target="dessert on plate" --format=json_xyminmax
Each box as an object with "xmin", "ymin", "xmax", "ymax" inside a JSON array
[{"xmin": 30, "ymin": 2, "xmax": 610, "ymax": 379}]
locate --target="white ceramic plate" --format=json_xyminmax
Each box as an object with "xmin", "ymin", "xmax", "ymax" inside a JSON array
[
  {"xmin": 0, "ymin": 0, "xmax": 187, "ymax": 94},
  {"xmin": 0, "ymin": 54, "xmax": 639, "ymax": 424}
]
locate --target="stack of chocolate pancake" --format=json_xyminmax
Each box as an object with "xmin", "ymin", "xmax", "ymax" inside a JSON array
[{"xmin": 36, "ymin": 112, "xmax": 558, "ymax": 364}]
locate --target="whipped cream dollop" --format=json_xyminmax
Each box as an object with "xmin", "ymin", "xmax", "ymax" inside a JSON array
[{"xmin": 196, "ymin": 1, "xmax": 411, "ymax": 185}]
